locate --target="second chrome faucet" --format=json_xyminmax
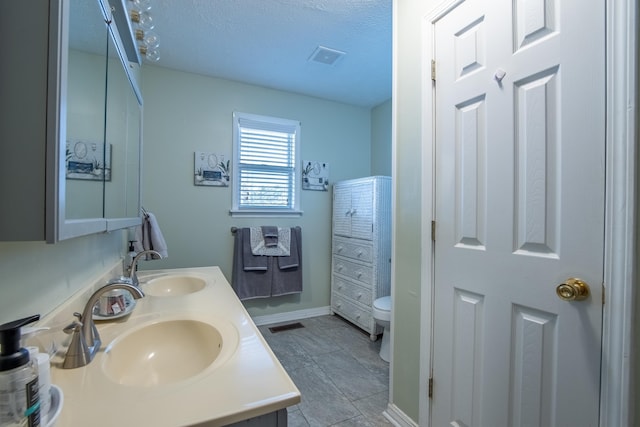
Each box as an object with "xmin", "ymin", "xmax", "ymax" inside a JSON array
[{"xmin": 126, "ymin": 249, "xmax": 163, "ymax": 286}]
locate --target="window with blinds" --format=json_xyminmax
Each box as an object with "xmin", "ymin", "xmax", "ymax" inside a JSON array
[{"xmin": 231, "ymin": 112, "xmax": 302, "ymax": 215}]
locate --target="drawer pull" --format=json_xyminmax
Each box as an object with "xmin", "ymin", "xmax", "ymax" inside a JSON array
[
  {"xmin": 357, "ymin": 271, "xmax": 363, "ymax": 278},
  {"xmin": 337, "ymin": 265, "xmax": 343, "ymax": 271},
  {"xmin": 338, "ymin": 284, "xmax": 343, "ymax": 290},
  {"xmin": 357, "ymin": 250, "xmax": 363, "ymax": 257},
  {"xmin": 357, "ymin": 293, "xmax": 362, "ymax": 299},
  {"xmin": 337, "ymin": 245, "xmax": 344, "ymax": 252}
]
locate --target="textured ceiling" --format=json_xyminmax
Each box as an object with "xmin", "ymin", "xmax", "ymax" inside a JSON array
[{"xmin": 145, "ymin": 0, "xmax": 392, "ymax": 108}]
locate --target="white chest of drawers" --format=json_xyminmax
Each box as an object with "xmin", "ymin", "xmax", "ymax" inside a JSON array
[{"xmin": 331, "ymin": 176, "xmax": 391, "ymax": 340}]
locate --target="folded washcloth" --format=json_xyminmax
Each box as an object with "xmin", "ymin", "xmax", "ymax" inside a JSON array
[
  {"xmin": 261, "ymin": 225, "xmax": 279, "ymax": 247},
  {"xmin": 250, "ymin": 227, "xmax": 291, "ymax": 256}
]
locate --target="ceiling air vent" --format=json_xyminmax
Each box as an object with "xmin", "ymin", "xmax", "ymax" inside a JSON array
[{"xmin": 309, "ymin": 46, "xmax": 346, "ymax": 65}]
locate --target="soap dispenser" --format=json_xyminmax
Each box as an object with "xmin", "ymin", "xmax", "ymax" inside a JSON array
[
  {"xmin": 0, "ymin": 315, "xmax": 41, "ymax": 427},
  {"xmin": 125, "ymin": 240, "xmax": 137, "ymax": 273}
]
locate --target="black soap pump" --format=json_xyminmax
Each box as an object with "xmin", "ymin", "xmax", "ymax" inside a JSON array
[
  {"xmin": 126, "ymin": 240, "xmax": 137, "ymax": 273},
  {"xmin": 0, "ymin": 314, "xmax": 41, "ymax": 427}
]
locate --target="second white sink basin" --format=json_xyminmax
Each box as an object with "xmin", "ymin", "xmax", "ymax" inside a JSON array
[
  {"xmin": 144, "ymin": 275, "xmax": 207, "ymax": 297},
  {"xmin": 102, "ymin": 320, "xmax": 223, "ymax": 387}
]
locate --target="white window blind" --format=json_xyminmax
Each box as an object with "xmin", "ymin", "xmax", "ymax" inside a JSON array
[{"xmin": 231, "ymin": 112, "xmax": 301, "ymax": 215}]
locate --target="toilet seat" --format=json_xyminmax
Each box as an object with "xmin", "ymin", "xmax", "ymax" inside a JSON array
[{"xmin": 372, "ymin": 296, "xmax": 391, "ymax": 322}]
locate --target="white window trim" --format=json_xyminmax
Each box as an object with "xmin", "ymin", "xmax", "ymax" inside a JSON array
[{"xmin": 230, "ymin": 112, "xmax": 303, "ymax": 217}]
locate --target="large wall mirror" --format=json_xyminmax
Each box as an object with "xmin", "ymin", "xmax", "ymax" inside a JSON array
[
  {"xmin": 62, "ymin": 0, "xmax": 142, "ymax": 237},
  {"xmin": 66, "ymin": 0, "xmax": 108, "ymax": 220},
  {"xmin": 104, "ymin": 31, "xmax": 142, "ymax": 221},
  {"xmin": 0, "ymin": 0, "xmax": 140, "ymax": 242}
]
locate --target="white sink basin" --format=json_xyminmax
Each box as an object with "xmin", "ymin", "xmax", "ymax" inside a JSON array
[
  {"xmin": 102, "ymin": 320, "xmax": 223, "ymax": 387},
  {"xmin": 144, "ymin": 275, "xmax": 206, "ymax": 297}
]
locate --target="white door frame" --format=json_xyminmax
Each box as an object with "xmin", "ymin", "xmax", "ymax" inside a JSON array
[{"xmin": 418, "ymin": 0, "xmax": 638, "ymax": 426}]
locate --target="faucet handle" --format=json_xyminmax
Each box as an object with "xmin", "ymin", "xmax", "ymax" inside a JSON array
[
  {"xmin": 71, "ymin": 311, "xmax": 96, "ymax": 340},
  {"xmin": 62, "ymin": 319, "xmax": 91, "ymax": 369},
  {"xmin": 72, "ymin": 311, "xmax": 100, "ymax": 345},
  {"xmin": 63, "ymin": 319, "xmax": 82, "ymax": 335}
]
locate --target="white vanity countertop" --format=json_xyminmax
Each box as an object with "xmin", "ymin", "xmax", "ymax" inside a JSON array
[{"xmin": 47, "ymin": 266, "xmax": 300, "ymax": 427}]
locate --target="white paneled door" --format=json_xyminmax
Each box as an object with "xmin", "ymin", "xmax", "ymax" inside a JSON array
[{"xmin": 431, "ymin": 0, "xmax": 605, "ymax": 426}]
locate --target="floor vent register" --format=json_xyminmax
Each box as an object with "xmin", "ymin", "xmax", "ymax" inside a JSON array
[{"xmin": 268, "ymin": 322, "xmax": 305, "ymax": 333}]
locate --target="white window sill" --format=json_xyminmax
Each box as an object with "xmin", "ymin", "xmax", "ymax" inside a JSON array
[{"xmin": 229, "ymin": 209, "xmax": 303, "ymax": 218}]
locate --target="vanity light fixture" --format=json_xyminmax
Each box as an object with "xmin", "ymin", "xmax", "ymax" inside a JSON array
[{"xmin": 127, "ymin": 0, "xmax": 160, "ymax": 62}]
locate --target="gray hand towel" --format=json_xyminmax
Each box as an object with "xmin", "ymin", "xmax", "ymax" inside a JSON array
[
  {"xmin": 278, "ymin": 226, "xmax": 300, "ymax": 270},
  {"xmin": 242, "ymin": 228, "xmax": 268, "ymax": 271},
  {"xmin": 133, "ymin": 212, "xmax": 168, "ymax": 259},
  {"xmin": 231, "ymin": 228, "xmax": 271, "ymax": 300},
  {"xmin": 272, "ymin": 227, "xmax": 302, "ymax": 297}
]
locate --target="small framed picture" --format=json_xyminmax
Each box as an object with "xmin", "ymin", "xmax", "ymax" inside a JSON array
[
  {"xmin": 194, "ymin": 151, "xmax": 229, "ymax": 186},
  {"xmin": 302, "ymin": 160, "xmax": 329, "ymax": 191},
  {"xmin": 66, "ymin": 141, "xmax": 112, "ymax": 181}
]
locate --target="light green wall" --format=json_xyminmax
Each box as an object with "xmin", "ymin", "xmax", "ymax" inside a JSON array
[
  {"xmin": 391, "ymin": 0, "xmax": 441, "ymax": 422},
  {"xmin": 0, "ymin": 231, "xmax": 125, "ymax": 325},
  {"xmin": 0, "ymin": 64, "xmax": 392, "ymax": 327},
  {"xmin": 139, "ymin": 65, "xmax": 386, "ymax": 318},
  {"xmin": 0, "ymin": 39, "xmax": 394, "ymax": 416},
  {"xmin": 371, "ymin": 99, "xmax": 392, "ymax": 176}
]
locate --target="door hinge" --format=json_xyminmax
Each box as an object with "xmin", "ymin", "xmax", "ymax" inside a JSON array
[
  {"xmin": 602, "ymin": 283, "xmax": 605, "ymax": 305},
  {"xmin": 428, "ymin": 377, "xmax": 434, "ymax": 399},
  {"xmin": 431, "ymin": 60, "xmax": 436, "ymax": 82},
  {"xmin": 431, "ymin": 220, "xmax": 436, "ymax": 241}
]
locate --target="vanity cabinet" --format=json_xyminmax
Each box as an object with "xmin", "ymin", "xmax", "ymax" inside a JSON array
[
  {"xmin": 331, "ymin": 176, "xmax": 391, "ymax": 340},
  {"xmin": 226, "ymin": 409, "xmax": 287, "ymax": 426},
  {"xmin": 0, "ymin": 0, "xmax": 142, "ymax": 242}
]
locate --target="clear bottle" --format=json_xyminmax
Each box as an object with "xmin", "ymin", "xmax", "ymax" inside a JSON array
[{"xmin": 0, "ymin": 315, "xmax": 41, "ymax": 427}]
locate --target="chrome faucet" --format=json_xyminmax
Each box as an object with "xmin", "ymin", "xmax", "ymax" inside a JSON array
[
  {"xmin": 62, "ymin": 281, "xmax": 144, "ymax": 369},
  {"xmin": 126, "ymin": 249, "xmax": 163, "ymax": 286}
]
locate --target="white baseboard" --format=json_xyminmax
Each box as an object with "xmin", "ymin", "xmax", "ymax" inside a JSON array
[
  {"xmin": 383, "ymin": 403, "xmax": 419, "ymax": 427},
  {"xmin": 250, "ymin": 306, "xmax": 332, "ymax": 326}
]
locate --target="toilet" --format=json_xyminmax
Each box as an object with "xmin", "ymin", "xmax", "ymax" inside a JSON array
[{"xmin": 372, "ymin": 296, "xmax": 392, "ymax": 362}]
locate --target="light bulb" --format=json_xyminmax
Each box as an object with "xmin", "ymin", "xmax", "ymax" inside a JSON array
[
  {"xmin": 129, "ymin": 0, "xmax": 151, "ymax": 11},
  {"xmin": 130, "ymin": 10, "xmax": 155, "ymax": 31},
  {"xmin": 145, "ymin": 48, "xmax": 160, "ymax": 62},
  {"xmin": 138, "ymin": 11, "xmax": 154, "ymax": 31},
  {"xmin": 135, "ymin": 29, "xmax": 159, "ymax": 49},
  {"xmin": 143, "ymin": 31, "xmax": 160, "ymax": 49},
  {"xmin": 138, "ymin": 45, "xmax": 160, "ymax": 62}
]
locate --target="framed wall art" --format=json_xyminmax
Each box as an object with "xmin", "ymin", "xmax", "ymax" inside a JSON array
[
  {"xmin": 194, "ymin": 151, "xmax": 229, "ymax": 187},
  {"xmin": 302, "ymin": 160, "xmax": 329, "ymax": 191},
  {"xmin": 66, "ymin": 141, "xmax": 112, "ymax": 181}
]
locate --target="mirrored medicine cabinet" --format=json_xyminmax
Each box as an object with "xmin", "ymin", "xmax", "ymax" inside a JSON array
[{"xmin": 0, "ymin": 0, "xmax": 143, "ymax": 242}]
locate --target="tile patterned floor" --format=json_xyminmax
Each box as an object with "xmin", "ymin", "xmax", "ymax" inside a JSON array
[{"xmin": 258, "ymin": 315, "xmax": 392, "ymax": 427}]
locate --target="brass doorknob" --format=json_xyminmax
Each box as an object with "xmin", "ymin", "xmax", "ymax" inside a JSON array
[{"xmin": 556, "ymin": 278, "xmax": 590, "ymax": 301}]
